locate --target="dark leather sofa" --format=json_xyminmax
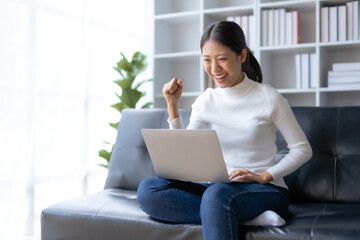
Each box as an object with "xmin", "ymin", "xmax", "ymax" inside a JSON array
[{"xmin": 41, "ymin": 107, "xmax": 360, "ymax": 240}]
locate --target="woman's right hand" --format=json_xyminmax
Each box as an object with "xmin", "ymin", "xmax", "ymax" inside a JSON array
[{"xmin": 162, "ymin": 77, "xmax": 183, "ymax": 120}]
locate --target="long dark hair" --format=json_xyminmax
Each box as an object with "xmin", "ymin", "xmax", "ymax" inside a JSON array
[{"xmin": 200, "ymin": 21, "xmax": 263, "ymax": 83}]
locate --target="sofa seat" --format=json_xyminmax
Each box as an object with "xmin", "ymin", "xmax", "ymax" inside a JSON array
[
  {"xmin": 41, "ymin": 189, "xmax": 203, "ymax": 240},
  {"xmin": 245, "ymin": 203, "xmax": 360, "ymax": 240},
  {"xmin": 42, "ymin": 188, "xmax": 360, "ymax": 240}
]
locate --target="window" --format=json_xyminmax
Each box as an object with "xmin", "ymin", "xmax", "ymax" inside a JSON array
[{"xmin": 0, "ymin": 0, "xmax": 153, "ymax": 239}]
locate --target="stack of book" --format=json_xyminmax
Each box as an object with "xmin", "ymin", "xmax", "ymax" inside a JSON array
[
  {"xmin": 226, "ymin": 15, "xmax": 255, "ymax": 49},
  {"xmin": 295, "ymin": 53, "xmax": 317, "ymax": 89},
  {"xmin": 328, "ymin": 62, "xmax": 360, "ymax": 88},
  {"xmin": 261, "ymin": 8, "xmax": 300, "ymax": 46},
  {"xmin": 321, "ymin": 1, "xmax": 359, "ymax": 42}
]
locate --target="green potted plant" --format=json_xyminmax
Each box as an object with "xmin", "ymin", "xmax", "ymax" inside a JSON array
[{"xmin": 98, "ymin": 51, "xmax": 152, "ymax": 168}]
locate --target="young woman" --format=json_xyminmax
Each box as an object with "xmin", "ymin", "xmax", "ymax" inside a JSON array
[{"xmin": 137, "ymin": 21, "xmax": 312, "ymax": 240}]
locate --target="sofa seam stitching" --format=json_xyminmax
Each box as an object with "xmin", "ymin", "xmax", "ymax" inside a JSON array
[
  {"xmin": 310, "ymin": 204, "xmax": 327, "ymax": 240},
  {"xmin": 95, "ymin": 200, "xmax": 116, "ymax": 216}
]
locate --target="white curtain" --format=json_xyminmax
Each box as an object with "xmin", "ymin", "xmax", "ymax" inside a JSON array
[{"xmin": 0, "ymin": 0, "xmax": 153, "ymax": 239}]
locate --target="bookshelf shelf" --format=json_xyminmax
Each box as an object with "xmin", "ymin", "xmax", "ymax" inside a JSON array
[{"xmin": 153, "ymin": 0, "xmax": 360, "ymax": 108}]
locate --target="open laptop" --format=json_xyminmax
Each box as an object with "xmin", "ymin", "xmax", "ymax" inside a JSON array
[{"xmin": 141, "ymin": 129, "xmax": 230, "ymax": 183}]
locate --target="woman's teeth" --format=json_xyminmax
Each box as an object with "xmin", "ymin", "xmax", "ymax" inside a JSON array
[{"xmin": 214, "ymin": 73, "xmax": 227, "ymax": 79}]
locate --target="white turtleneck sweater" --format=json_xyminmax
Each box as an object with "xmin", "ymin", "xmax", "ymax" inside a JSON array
[{"xmin": 169, "ymin": 75, "xmax": 312, "ymax": 189}]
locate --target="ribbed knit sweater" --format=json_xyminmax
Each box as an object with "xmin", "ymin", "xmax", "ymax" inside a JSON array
[{"xmin": 169, "ymin": 74, "xmax": 312, "ymax": 188}]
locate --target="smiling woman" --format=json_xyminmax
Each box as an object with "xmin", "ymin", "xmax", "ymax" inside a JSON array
[{"xmin": 0, "ymin": 0, "xmax": 153, "ymax": 239}]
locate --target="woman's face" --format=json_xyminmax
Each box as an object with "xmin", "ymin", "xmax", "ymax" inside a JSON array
[{"xmin": 202, "ymin": 40, "xmax": 246, "ymax": 88}]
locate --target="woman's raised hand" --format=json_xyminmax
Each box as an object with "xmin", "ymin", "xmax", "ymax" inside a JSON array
[{"xmin": 162, "ymin": 78, "xmax": 183, "ymax": 120}]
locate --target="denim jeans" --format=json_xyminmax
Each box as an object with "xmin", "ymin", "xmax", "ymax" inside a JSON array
[{"xmin": 137, "ymin": 177, "xmax": 289, "ymax": 240}]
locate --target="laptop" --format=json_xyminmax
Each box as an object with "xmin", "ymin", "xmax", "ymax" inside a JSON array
[{"xmin": 141, "ymin": 129, "xmax": 230, "ymax": 183}]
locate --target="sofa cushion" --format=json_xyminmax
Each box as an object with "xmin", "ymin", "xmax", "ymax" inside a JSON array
[
  {"xmin": 104, "ymin": 109, "xmax": 191, "ymax": 191},
  {"xmin": 41, "ymin": 189, "xmax": 203, "ymax": 240}
]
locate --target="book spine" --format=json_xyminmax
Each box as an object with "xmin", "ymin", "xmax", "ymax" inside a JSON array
[
  {"xmin": 234, "ymin": 16, "xmax": 241, "ymax": 26},
  {"xmin": 292, "ymin": 11, "xmax": 300, "ymax": 44},
  {"xmin": 248, "ymin": 15, "xmax": 255, "ymax": 49},
  {"xmin": 328, "ymin": 70, "xmax": 360, "ymax": 76},
  {"xmin": 328, "ymin": 76, "xmax": 360, "ymax": 83},
  {"xmin": 347, "ymin": 2, "xmax": 353, "ymax": 41},
  {"xmin": 321, "ymin": 7, "xmax": 329, "ymax": 42},
  {"xmin": 328, "ymin": 82, "xmax": 360, "ymax": 88},
  {"xmin": 279, "ymin": 8, "xmax": 286, "ymax": 46},
  {"xmin": 242, "ymin": 15, "xmax": 249, "ymax": 46},
  {"xmin": 338, "ymin": 5, "xmax": 346, "ymax": 42},
  {"xmin": 329, "ymin": 6, "xmax": 338, "ymax": 42},
  {"xmin": 268, "ymin": 9, "xmax": 274, "ymax": 46},
  {"xmin": 262, "ymin": 10, "xmax": 268, "ymax": 46},
  {"xmin": 295, "ymin": 54, "xmax": 302, "ymax": 89},
  {"xmin": 274, "ymin": 9, "xmax": 280, "ymax": 46},
  {"xmin": 310, "ymin": 53, "xmax": 318, "ymax": 88},
  {"xmin": 353, "ymin": 0, "xmax": 359, "ymax": 40},
  {"xmin": 226, "ymin": 16, "xmax": 235, "ymax": 22},
  {"xmin": 301, "ymin": 53, "xmax": 310, "ymax": 89},
  {"xmin": 332, "ymin": 62, "xmax": 360, "ymax": 71},
  {"xmin": 286, "ymin": 12, "xmax": 292, "ymax": 45}
]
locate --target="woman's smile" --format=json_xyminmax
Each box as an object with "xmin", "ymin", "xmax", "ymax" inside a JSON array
[{"xmin": 213, "ymin": 73, "xmax": 228, "ymax": 83}]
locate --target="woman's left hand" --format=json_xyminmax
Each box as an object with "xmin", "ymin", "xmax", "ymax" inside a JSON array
[{"xmin": 229, "ymin": 169, "xmax": 273, "ymax": 184}]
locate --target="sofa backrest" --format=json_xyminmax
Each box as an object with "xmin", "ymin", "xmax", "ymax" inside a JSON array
[
  {"xmin": 104, "ymin": 107, "xmax": 360, "ymax": 204},
  {"xmin": 104, "ymin": 109, "xmax": 191, "ymax": 190},
  {"xmin": 276, "ymin": 106, "xmax": 360, "ymax": 204}
]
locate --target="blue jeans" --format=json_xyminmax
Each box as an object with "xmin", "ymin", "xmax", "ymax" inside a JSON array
[{"xmin": 137, "ymin": 177, "xmax": 289, "ymax": 240}]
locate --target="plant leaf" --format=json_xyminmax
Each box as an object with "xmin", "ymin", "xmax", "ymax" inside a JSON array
[
  {"xmin": 113, "ymin": 66, "xmax": 125, "ymax": 78},
  {"xmin": 117, "ymin": 53, "xmax": 132, "ymax": 73},
  {"xmin": 121, "ymin": 88, "xmax": 143, "ymax": 108},
  {"xmin": 98, "ymin": 163, "xmax": 109, "ymax": 169},
  {"xmin": 114, "ymin": 78, "xmax": 134, "ymax": 90},
  {"xmin": 99, "ymin": 149, "xmax": 112, "ymax": 161},
  {"xmin": 134, "ymin": 78, "xmax": 152, "ymax": 89},
  {"xmin": 111, "ymin": 102, "xmax": 127, "ymax": 113},
  {"xmin": 109, "ymin": 122, "xmax": 119, "ymax": 129},
  {"xmin": 141, "ymin": 102, "xmax": 153, "ymax": 109}
]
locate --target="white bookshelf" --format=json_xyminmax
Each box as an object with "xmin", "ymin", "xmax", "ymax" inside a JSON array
[{"xmin": 153, "ymin": 0, "xmax": 360, "ymax": 108}]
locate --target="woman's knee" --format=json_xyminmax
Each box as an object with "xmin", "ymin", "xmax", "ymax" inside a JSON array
[
  {"xmin": 200, "ymin": 183, "xmax": 232, "ymax": 216},
  {"xmin": 137, "ymin": 177, "xmax": 168, "ymax": 206}
]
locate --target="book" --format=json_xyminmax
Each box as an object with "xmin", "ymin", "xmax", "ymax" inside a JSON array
[
  {"xmin": 347, "ymin": 2, "xmax": 353, "ymax": 41},
  {"xmin": 328, "ymin": 77, "xmax": 360, "ymax": 85},
  {"xmin": 310, "ymin": 53, "xmax": 318, "ymax": 88},
  {"xmin": 286, "ymin": 12, "xmax": 292, "ymax": 45},
  {"xmin": 338, "ymin": 5, "xmax": 346, "ymax": 42},
  {"xmin": 226, "ymin": 16, "xmax": 235, "ymax": 22},
  {"xmin": 353, "ymin": 0, "xmax": 359, "ymax": 40},
  {"xmin": 321, "ymin": 7, "xmax": 329, "ymax": 42},
  {"xmin": 328, "ymin": 70, "xmax": 360, "ymax": 77},
  {"xmin": 248, "ymin": 15, "xmax": 256, "ymax": 49},
  {"xmin": 329, "ymin": 6, "xmax": 338, "ymax": 42},
  {"xmin": 279, "ymin": 8, "xmax": 286, "ymax": 45},
  {"xmin": 295, "ymin": 54, "xmax": 301, "ymax": 88},
  {"xmin": 301, "ymin": 53, "xmax": 310, "ymax": 89},
  {"xmin": 328, "ymin": 82, "xmax": 360, "ymax": 88},
  {"xmin": 234, "ymin": 16, "xmax": 241, "ymax": 26},
  {"xmin": 332, "ymin": 62, "xmax": 360, "ymax": 71},
  {"xmin": 241, "ymin": 15, "xmax": 249, "ymax": 46},
  {"xmin": 292, "ymin": 11, "xmax": 300, "ymax": 44},
  {"xmin": 274, "ymin": 9, "xmax": 280, "ymax": 46},
  {"xmin": 262, "ymin": 10, "xmax": 268, "ymax": 46},
  {"xmin": 268, "ymin": 9, "xmax": 274, "ymax": 46}
]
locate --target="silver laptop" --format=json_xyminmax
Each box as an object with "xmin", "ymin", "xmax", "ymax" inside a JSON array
[{"xmin": 141, "ymin": 129, "xmax": 230, "ymax": 183}]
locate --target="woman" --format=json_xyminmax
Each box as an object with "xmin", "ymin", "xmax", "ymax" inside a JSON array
[{"xmin": 137, "ymin": 21, "xmax": 312, "ymax": 240}]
